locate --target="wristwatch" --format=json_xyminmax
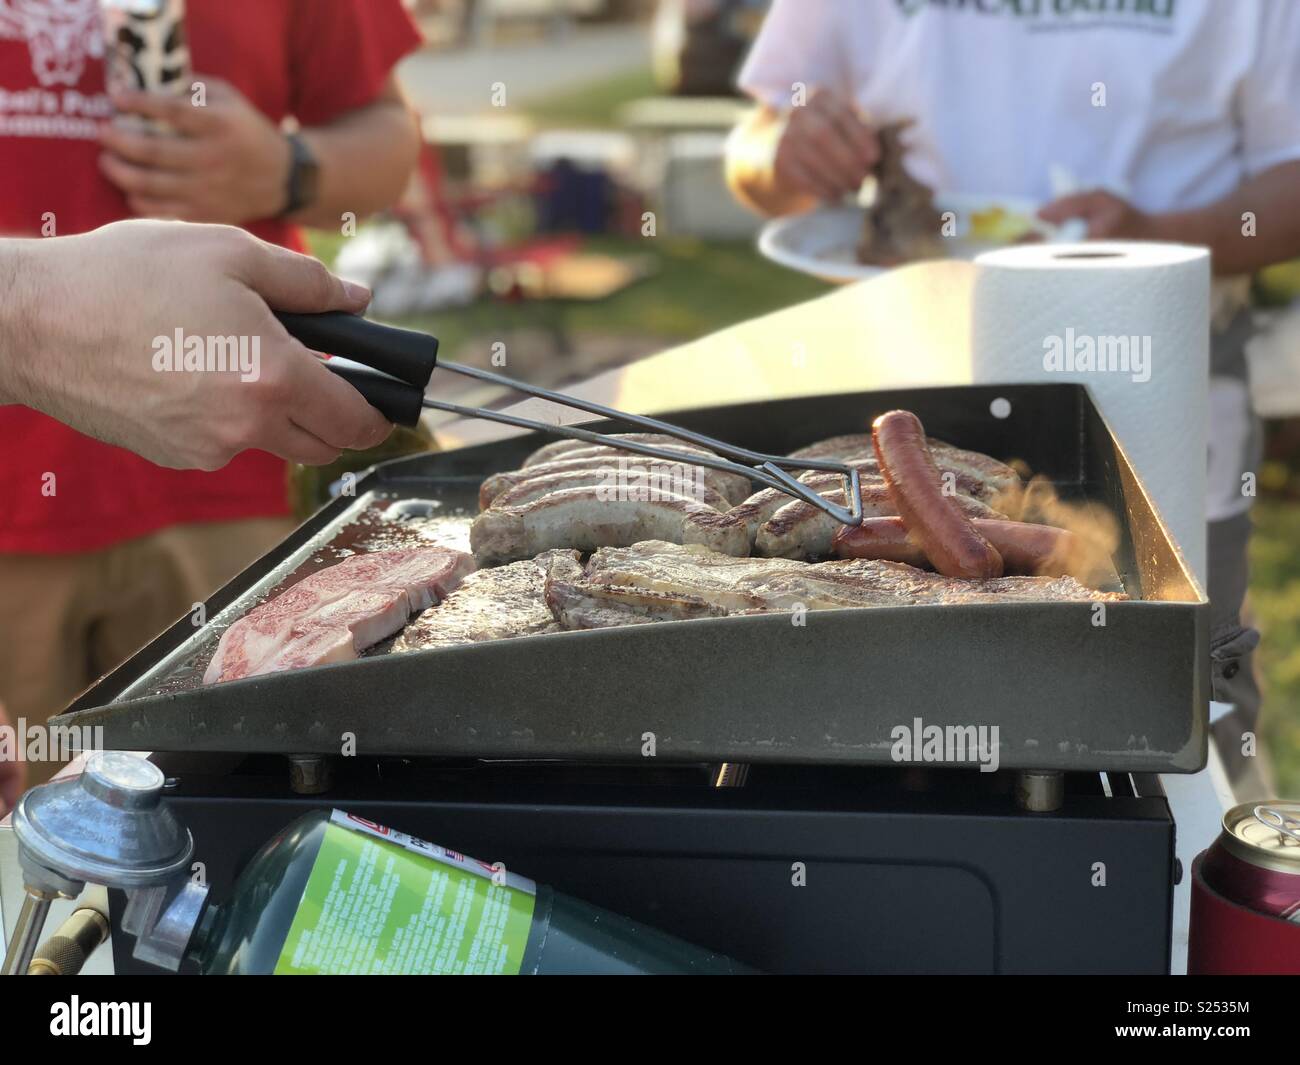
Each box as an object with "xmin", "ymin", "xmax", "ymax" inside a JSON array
[{"xmin": 280, "ymin": 132, "xmax": 320, "ymax": 218}]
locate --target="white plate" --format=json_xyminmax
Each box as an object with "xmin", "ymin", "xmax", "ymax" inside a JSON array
[{"xmin": 758, "ymin": 197, "xmax": 1082, "ymax": 284}]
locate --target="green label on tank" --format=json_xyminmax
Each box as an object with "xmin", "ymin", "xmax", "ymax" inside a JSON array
[{"xmin": 274, "ymin": 811, "xmax": 536, "ymax": 974}]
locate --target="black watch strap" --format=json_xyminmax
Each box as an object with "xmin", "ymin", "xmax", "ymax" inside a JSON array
[{"xmin": 280, "ymin": 132, "xmax": 319, "ymax": 218}]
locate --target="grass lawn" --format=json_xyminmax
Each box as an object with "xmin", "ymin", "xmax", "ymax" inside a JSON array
[
  {"xmin": 525, "ymin": 67, "xmax": 661, "ymax": 128},
  {"xmin": 1248, "ymin": 500, "xmax": 1300, "ymax": 795}
]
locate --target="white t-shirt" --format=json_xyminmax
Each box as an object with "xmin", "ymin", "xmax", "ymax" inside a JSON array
[
  {"xmin": 739, "ymin": 0, "xmax": 1300, "ymax": 524},
  {"xmin": 738, "ymin": 0, "xmax": 1300, "ymax": 212}
]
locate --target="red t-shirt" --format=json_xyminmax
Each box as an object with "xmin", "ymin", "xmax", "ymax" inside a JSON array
[{"xmin": 0, "ymin": 0, "xmax": 421, "ymax": 554}]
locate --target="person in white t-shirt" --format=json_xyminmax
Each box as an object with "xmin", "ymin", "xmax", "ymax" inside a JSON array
[{"xmin": 726, "ymin": 0, "xmax": 1300, "ymax": 791}]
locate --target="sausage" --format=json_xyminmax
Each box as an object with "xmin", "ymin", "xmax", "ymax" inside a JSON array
[
  {"xmin": 871, "ymin": 410, "xmax": 1003, "ymax": 579},
  {"xmin": 833, "ymin": 517, "xmax": 1079, "ymax": 577}
]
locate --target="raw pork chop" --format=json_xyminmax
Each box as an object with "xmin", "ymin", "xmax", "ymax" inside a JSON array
[{"xmin": 204, "ymin": 547, "xmax": 475, "ymax": 683}]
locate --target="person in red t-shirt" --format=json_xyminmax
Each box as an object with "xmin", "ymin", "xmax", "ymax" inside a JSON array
[{"xmin": 0, "ymin": 0, "xmax": 424, "ymax": 786}]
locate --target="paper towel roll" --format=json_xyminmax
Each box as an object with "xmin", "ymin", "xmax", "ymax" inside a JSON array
[{"xmin": 970, "ymin": 241, "xmax": 1210, "ymax": 581}]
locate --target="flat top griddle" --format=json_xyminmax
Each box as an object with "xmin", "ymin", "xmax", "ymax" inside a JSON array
[{"xmin": 53, "ymin": 383, "xmax": 1209, "ymax": 774}]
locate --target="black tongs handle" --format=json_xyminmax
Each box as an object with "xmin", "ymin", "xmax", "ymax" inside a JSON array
[
  {"xmin": 275, "ymin": 311, "xmax": 439, "ymax": 389},
  {"xmin": 323, "ymin": 364, "xmax": 426, "ymax": 427}
]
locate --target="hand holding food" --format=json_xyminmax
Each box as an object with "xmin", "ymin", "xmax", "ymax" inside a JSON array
[
  {"xmin": 774, "ymin": 88, "xmax": 879, "ymax": 203},
  {"xmin": 0, "ymin": 220, "xmax": 392, "ymax": 471}
]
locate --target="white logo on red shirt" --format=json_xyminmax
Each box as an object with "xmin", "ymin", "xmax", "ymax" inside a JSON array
[{"xmin": 0, "ymin": 0, "xmax": 103, "ymax": 88}]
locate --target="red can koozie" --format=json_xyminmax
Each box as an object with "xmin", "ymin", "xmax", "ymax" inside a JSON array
[{"xmin": 1188, "ymin": 853, "xmax": 1300, "ymax": 974}]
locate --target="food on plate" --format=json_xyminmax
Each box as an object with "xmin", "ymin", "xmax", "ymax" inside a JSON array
[
  {"xmin": 470, "ymin": 487, "xmax": 751, "ymax": 565},
  {"xmin": 203, "ymin": 547, "xmax": 475, "ymax": 684},
  {"xmin": 544, "ymin": 541, "xmax": 1122, "ymax": 630},
  {"xmin": 856, "ymin": 121, "xmax": 943, "ymax": 267},
  {"xmin": 393, "ymin": 550, "xmax": 583, "ymax": 651},
  {"xmin": 478, "ymin": 451, "xmax": 751, "ymax": 510},
  {"xmin": 523, "ymin": 433, "xmax": 694, "ymax": 468},
  {"xmin": 832, "ymin": 516, "xmax": 1080, "ymax": 577},
  {"xmin": 968, "ymin": 205, "xmax": 1036, "ymax": 244},
  {"xmin": 755, "ymin": 476, "xmax": 1000, "ymax": 560}
]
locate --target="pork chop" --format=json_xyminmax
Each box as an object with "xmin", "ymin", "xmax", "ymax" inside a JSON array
[
  {"xmin": 203, "ymin": 547, "xmax": 475, "ymax": 683},
  {"xmin": 546, "ymin": 541, "xmax": 1122, "ymax": 629},
  {"xmin": 393, "ymin": 550, "xmax": 582, "ymax": 651}
]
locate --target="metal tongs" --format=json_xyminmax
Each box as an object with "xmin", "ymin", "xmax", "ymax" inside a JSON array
[{"xmin": 275, "ymin": 312, "xmax": 865, "ymax": 525}]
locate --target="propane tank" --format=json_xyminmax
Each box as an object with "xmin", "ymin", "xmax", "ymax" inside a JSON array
[{"xmin": 159, "ymin": 809, "xmax": 752, "ymax": 975}]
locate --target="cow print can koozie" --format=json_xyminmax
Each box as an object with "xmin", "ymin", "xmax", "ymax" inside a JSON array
[{"xmin": 100, "ymin": 0, "xmax": 191, "ymax": 132}]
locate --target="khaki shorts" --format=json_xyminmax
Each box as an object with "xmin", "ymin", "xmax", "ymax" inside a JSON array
[{"xmin": 0, "ymin": 517, "xmax": 295, "ymax": 789}]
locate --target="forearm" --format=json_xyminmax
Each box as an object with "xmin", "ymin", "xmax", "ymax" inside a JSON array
[
  {"xmin": 725, "ymin": 107, "xmax": 818, "ymax": 218},
  {"xmin": 293, "ymin": 96, "xmax": 420, "ymax": 229},
  {"xmin": 1149, "ymin": 161, "xmax": 1300, "ymax": 276},
  {"xmin": 0, "ymin": 238, "xmax": 47, "ymax": 408}
]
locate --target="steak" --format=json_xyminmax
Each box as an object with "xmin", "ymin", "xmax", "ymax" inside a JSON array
[
  {"xmin": 546, "ymin": 541, "xmax": 1123, "ymax": 629},
  {"xmin": 393, "ymin": 550, "xmax": 583, "ymax": 651},
  {"xmin": 203, "ymin": 547, "xmax": 475, "ymax": 683}
]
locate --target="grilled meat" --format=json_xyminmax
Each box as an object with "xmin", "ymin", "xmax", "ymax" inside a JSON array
[
  {"xmin": 393, "ymin": 550, "xmax": 583, "ymax": 651},
  {"xmin": 470, "ymin": 487, "xmax": 750, "ymax": 565},
  {"xmin": 546, "ymin": 540, "xmax": 1122, "ymax": 629},
  {"xmin": 479, "ymin": 451, "xmax": 752, "ymax": 510},
  {"xmin": 489, "ymin": 465, "xmax": 732, "ymax": 512},
  {"xmin": 789, "ymin": 435, "xmax": 1019, "ymax": 501},
  {"xmin": 856, "ymin": 120, "xmax": 943, "ymax": 266},
  {"xmin": 755, "ymin": 479, "xmax": 999, "ymax": 560},
  {"xmin": 523, "ymin": 433, "xmax": 694, "ymax": 468},
  {"xmin": 204, "ymin": 547, "xmax": 475, "ymax": 683}
]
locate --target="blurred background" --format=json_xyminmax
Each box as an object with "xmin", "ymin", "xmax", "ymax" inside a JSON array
[{"xmin": 300, "ymin": 0, "xmax": 1300, "ymax": 794}]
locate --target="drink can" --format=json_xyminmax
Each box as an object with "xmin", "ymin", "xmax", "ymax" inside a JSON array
[
  {"xmin": 100, "ymin": 0, "xmax": 190, "ymax": 131},
  {"xmin": 1202, "ymin": 801, "xmax": 1300, "ymax": 921}
]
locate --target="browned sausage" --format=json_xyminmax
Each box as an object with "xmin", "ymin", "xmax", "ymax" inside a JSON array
[
  {"xmin": 833, "ymin": 516, "xmax": 1079, "ymax": 577},
  {"xmin": 871, "ymin": 411, "xmax": 1003, "ymax": 579}
]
